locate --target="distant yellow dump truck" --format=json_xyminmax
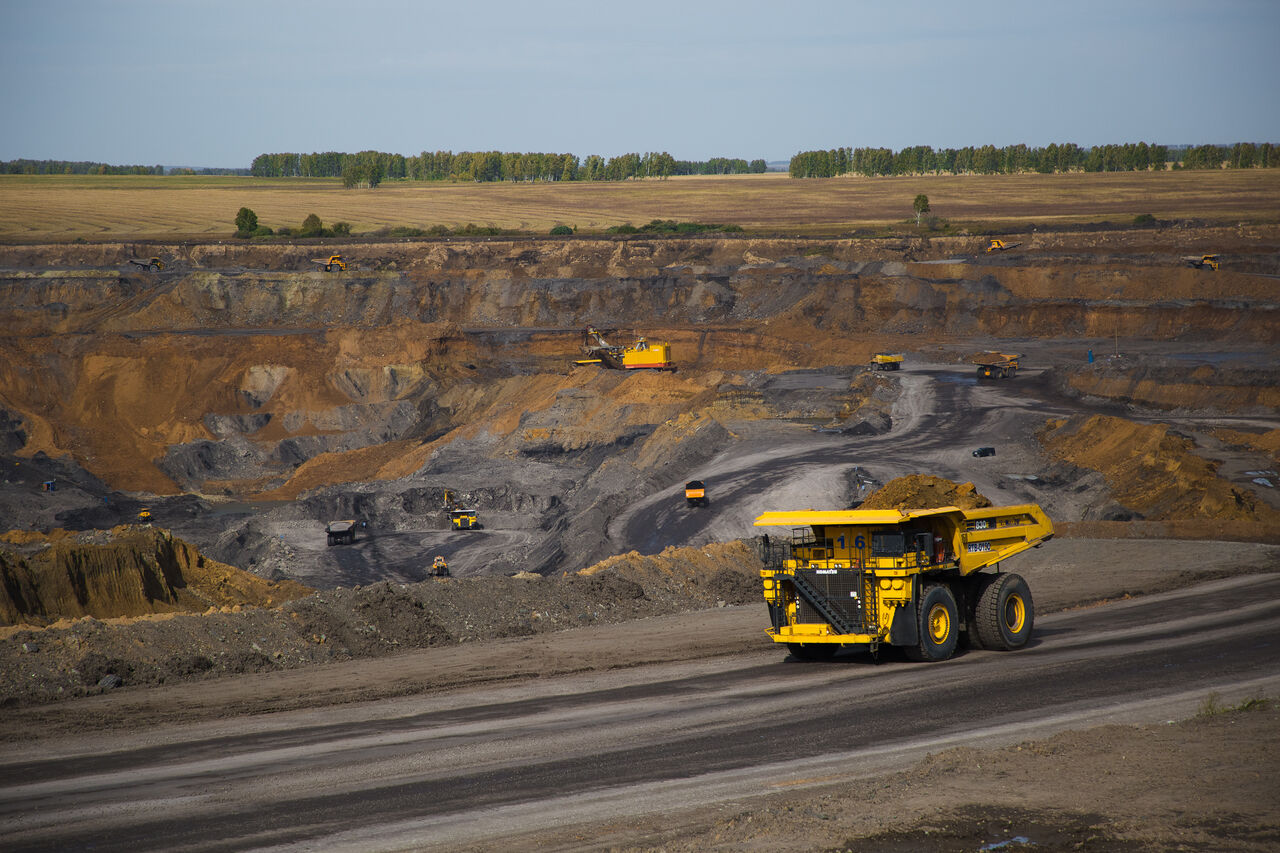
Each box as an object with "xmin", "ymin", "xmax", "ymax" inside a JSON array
[
  {"xmin": 971, "ymin": 350, "xmax": 1021, "ymax": 378},
  {"xmin": 870, "ymin": 353, "xmax": 904, "ymax": 371},
  {"xmin": 450, "ymin": 509, "xmax": 480, "ymax": 530},
  {"xmin": 756, "ymin": 504, "xmax": 1053, "ymax": 662}
]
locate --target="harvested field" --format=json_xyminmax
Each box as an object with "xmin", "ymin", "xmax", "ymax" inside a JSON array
[{"xmin": 2, "ymin": 169, "xmax": 1279, "ymax": 241}]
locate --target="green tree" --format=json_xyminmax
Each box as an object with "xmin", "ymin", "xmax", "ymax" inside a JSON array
[
  {"xmin": 298, "ymin": 213, "xmax": 325, "ymax": 238},
  {"xmin": 234, "ymin": 207, "xmax": 258, "ymax": 237},
  {"xmin": 913, "ymin": 194, "xmax": 930, "ymax": 225}
]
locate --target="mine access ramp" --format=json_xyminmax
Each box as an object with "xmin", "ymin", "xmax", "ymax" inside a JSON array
[{"xmin": 756, "ymin": 504, "xmax": 1053, "ymax": 662}]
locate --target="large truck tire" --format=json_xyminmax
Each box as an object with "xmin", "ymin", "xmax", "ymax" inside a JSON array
[
  {"xmin": 963, "ymin": 573, "xmax": 995, "ymax": 650},
  {"xmin": 906, "ymin": 584, "xmax": 959, "ymax": 662},
  {"xmin": 974, "ymin": 572, "xmax": 1034, "ymax": 651}
]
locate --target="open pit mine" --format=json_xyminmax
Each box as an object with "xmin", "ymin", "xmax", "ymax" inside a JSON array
[{"xmin": 0, "ymin": 227, "xmax": 1278, "ymax": 703}]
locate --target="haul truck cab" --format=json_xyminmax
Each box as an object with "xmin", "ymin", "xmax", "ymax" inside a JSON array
[{"xmin": 756, "ymin": 505, "xmax": 1052, "ymax": 662}]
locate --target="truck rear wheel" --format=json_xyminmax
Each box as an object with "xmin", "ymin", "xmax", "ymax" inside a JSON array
[
  {"xmin": 787, "ymin": 643, "xmax": 839, "ymax": 661},
  {"xmin": 907, "ymin": 584, "xmax": 958, "ymax": 662},
  {"xmin": 974, "ymin": 572, "xmax": 1034, "ymax": 650}
]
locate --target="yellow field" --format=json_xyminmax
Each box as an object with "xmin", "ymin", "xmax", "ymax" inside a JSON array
[{"xmin": 1, "ymin": 169, "xmax": 1278, "ymax": 242}]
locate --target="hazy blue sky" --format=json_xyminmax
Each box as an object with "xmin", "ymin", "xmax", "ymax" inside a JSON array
[{"xmin": 3, "ymin": 0, "xmax": 1278, "ymax": 168}]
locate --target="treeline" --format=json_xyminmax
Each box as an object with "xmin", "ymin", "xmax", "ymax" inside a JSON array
[
  {"xmin": 250, "ymin": 150, "xmax": 767, "ymax": 183},
  {"xmin": 1, "ymin": 159, "xmax": 164, "ymax": 175},
  {"xmin": 789, "ymin": 142, "xmax": 1280, "ymax": 177},
  {"xmin": 1, "ymin": 160, "xmax": 251, "ymax": 176}
]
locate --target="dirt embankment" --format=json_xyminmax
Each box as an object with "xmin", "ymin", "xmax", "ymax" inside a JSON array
[
  {"xmin": 858, "ymin": 474, "xmax": 993, "ymax": 510},
  {"xmin": 0, "ymin": 526, "xmax": 310, "ymax": 626},
  {"xmin": 1039, "ymin": 414, "xmax": 1280, "ymax": 530},
  {"xmin": 1058, "ymin": 361, "xmax": 1280, "ymax": 412},
  {"xmin": 0, "ymin": 539, "xmax": 760, "ymax": 708}
]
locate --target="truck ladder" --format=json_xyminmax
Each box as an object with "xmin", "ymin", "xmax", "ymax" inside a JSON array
[{"xmin": 788, "ymin": 571, "xmax": 860, "ymax": 636}]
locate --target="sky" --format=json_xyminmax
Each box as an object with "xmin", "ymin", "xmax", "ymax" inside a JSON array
[{"xmin": 2, "ymin": 0, "xmax": 1278, "ymax": 168}]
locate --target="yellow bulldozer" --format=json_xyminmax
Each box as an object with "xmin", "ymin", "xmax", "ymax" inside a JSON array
[
  {"xmin": 575, "ymin": 326, "xmax": 675, "ymax": 371},
  {"xmin": 757, "ymin": 504, "xmax": 1053, "ymax": 661}
]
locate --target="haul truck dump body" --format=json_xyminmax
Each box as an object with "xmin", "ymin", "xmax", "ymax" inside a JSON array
[{"xmin": 756, "ymin": 504, "xmax": 1053, "ymax": 661}]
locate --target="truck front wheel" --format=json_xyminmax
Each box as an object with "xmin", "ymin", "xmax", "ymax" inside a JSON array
[
  {"xmin": 907, "ymin": 584, "xmax": 959, "ymax": 662},
  {"xmin": 974, "ymin": 572, "xmax": 1034, "ymax": 650}
]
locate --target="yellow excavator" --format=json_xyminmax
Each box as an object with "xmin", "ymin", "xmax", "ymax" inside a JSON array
[
  {"xmin": 986, "ymin": 239, "xmax": 1021, "ymax": 253},
  {"xmin": 575, "ymin": 326, "xmax": 676, "ymax": 371}
]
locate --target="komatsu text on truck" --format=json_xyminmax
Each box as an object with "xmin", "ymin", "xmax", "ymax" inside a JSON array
[{"xmin": 756, "ymin": 504, "xmax": 1053, "ymax": 662}]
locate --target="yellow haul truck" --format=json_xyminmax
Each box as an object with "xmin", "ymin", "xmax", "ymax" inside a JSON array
[
  {"xmin": 870, "ymin": 353, "xmax": 904, "ymax": 371},
  {"xmin": 756, "ymin": 504, "xmax": 1053, "ymax": 662}
]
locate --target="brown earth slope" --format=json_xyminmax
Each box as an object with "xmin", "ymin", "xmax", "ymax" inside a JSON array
[
  {"xmin": 1039, "ymin": 414, "xmax": 1280, "ymax": 526},
  {"xmin": 0, "ymin": 526, "xmax": 310, "ymax": 626},
  {"xmin": 1, "ymin": 231, "xmax": 1275, "ymax": 497}
]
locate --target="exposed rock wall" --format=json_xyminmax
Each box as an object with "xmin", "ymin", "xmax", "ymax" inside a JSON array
[
  {"xmin": 1, "ymin": 235, "xmax": 1274, "ymax": 495},
  {"xmin": 0, "ymin": 527, "xmax": 311, "ymax": 626}
]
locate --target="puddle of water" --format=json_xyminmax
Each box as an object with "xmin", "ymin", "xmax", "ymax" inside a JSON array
[{"xmin": 980, "ymin": 838, "xmax": 1032, "ymax": 851}]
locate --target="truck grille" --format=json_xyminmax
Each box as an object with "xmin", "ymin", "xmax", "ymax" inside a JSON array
[{"xmin": 794, "ymin": 568, "xmax": 869, "ymax": 633}]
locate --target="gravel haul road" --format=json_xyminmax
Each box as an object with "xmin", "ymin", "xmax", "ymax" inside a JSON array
[{"xmin": 4, "ymin": 573, "xmax": 1278, "ymax": 852}]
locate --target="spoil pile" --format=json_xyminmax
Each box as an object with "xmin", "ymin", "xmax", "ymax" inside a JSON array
[
  {"xmin": 0, "ymin": 539, "xmax": 761, "ymax": 708},
  {"xmin": 859, "ymin": 475, "xmax": 993, "ymax": 510},
  {"xmin": 1039, "ymin": 415, "xmax": 1280, "ymax": 524}
]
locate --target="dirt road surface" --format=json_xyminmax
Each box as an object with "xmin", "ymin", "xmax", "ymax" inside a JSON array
[{"xmin": 3, "ymin": 564, "xmax": 1278, "ymax": 852}]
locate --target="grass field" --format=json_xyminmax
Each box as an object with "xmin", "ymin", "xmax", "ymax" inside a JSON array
[{"xmin": 1, "ymin": 169, "xmax": 1278, "ymax": 242}]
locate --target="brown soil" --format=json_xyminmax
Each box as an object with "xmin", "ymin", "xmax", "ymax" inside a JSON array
[
  {"xmin": 0, "ymin": 526, "xmax": 310, "ymax": 625},
  {"xmin": 1039, "ymin": 414, "xmax": 1280, "ymax": 525},
  {"xmin": 859, "ymin": 474, "xmax": 993, "ymax": 510}
]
